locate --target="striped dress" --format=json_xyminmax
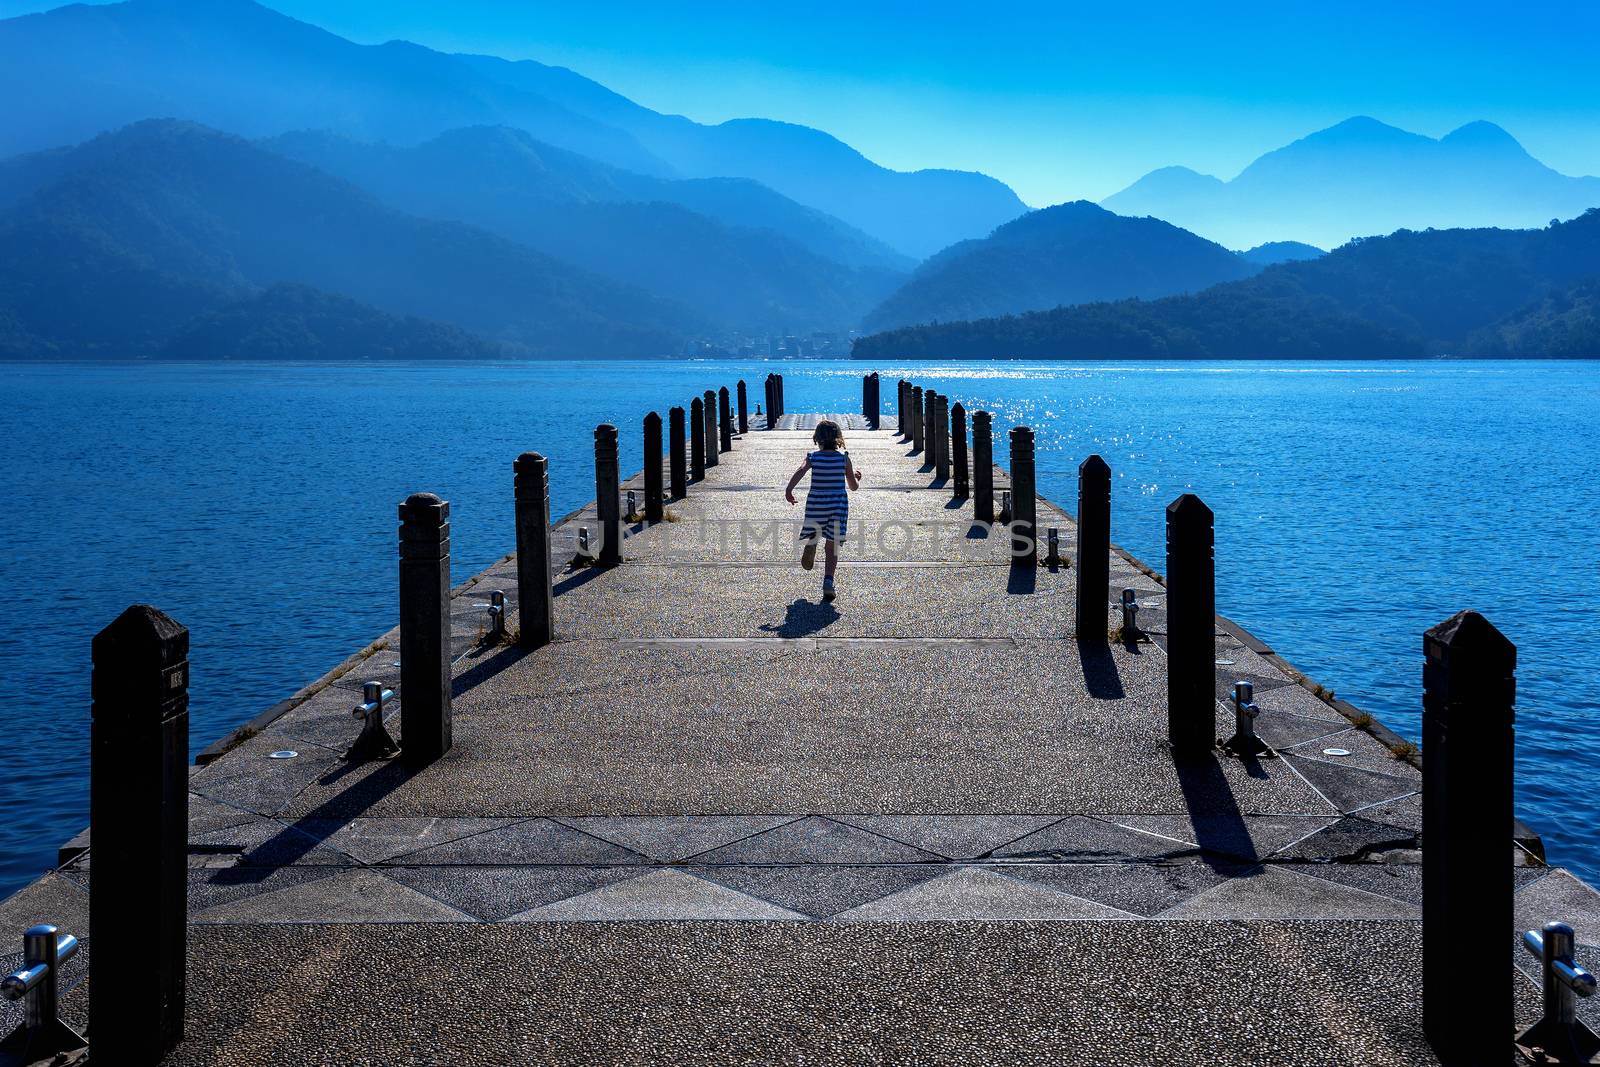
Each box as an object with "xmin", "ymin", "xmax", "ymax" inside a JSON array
[{"xmin": 801, "ymin": 449, "xmax": 850, "ymax": 542}]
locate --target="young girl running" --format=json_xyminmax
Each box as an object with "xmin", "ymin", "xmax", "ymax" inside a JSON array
[{"xmin": 785, "ymin": 420, "xmax": 862, "ymax": 601}]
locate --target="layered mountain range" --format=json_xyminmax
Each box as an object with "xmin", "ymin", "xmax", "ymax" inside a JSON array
[
  {"xmin": 1104, "ymin": 117, "xmax": 1600, "ymax": 250},
  {"xmin": 1, "ymin": 0, "xmax": 1596, "ymax": 360}
]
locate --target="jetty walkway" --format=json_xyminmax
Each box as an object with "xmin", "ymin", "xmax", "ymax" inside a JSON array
[{"xmin": 2, "ymin": 379, "xmax": 1596, "ymax": 1065}]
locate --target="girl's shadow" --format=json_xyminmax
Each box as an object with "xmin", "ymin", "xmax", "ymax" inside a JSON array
[{"xmin": 759, "ymin": 597, "xmax": 841, "ymax": 637}]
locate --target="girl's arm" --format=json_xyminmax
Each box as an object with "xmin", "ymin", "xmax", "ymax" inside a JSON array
[
  {"xmin": 845, "ymin": 453, "xmax": 862, "ymax": 491},
  {"xmin": 784, "ymin": 456, "xmax": 810, "ymax": 504}
]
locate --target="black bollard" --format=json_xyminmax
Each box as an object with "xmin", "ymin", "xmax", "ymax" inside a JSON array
[
  {"xmin": 514, "ymin": 453, "xmax": 555, "ymax": 649},
  {"xmin": 764, "ymin": 375, "xmax": 775, "ymax": 430},
  {"xmin": 594, "ymin": 424, "xmax": 622, "ymax": 565},
  {"xmin": 922, "ymin": 391, "xmax": 938, "ymax": 470},
  {"xmin": 868, "ymin": 372, "xmax": 880, "ymax": 429},
  {"xmin": 951, "ymin": 402, "xmax": 969, "ymax": 499},
  {"xmin": 862, "ymin": 373, "xmax": 871, "ymax": 420},
  {"xmin": 934, "ymin": 393, "xmax": 950, "ymax": 482},
  {"xmin": 972, "ymin": 410, "xmax": 994, "ymax": 522},
  {"xmin": 1165, "ymin": 494, "xmax": 1215, "ymax": 752},
  {"xmin": 1422, "ymin": 610, "xmax": 1516, "ymax": 1065},
  {"xmin": 1076, "ymin": 455, "xmax": 1111, "ymax": 638},
  {"xmin": 719, "ymin": 387, "xmax": 733, "ymax": 452},
  {"xmin": 737, "ymin": 380, "xmax": 749, "ymax": 434},
  {"xmin": 91, "ymin": 605, "xmax": 188, "ymax": 1062},
  {"xmin": 910, "ymin": 386, "xmax": 924, "ymax": 453},
  {"xmin": 703, "ymin": 390, "xmax": 719, "ymax": 467},
  {"xmin": 690, "ymin": 398, "xmax": 706, "ymax": 480},
  {"xmin": 669, "ymin": 406, "xmax": 687, "ymax": 499},
  {"xmin": 399, "ymin": 493, "xmax": 452, "ymax": 765},
  {"xmin": 897, "ymin": 380, "xmax": 909, "ymax": 438},
  {"xmin": 1008, "ymin": 426, "xmax": 1037, "ymax": 566},
  {"xmin": 644, "ymin": 412, "xmax": 664, "ymax": 522}
]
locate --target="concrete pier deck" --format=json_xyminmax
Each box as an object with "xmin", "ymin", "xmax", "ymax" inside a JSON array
[{"xmin": 5, "ymin": 410, "xmax": 1593, "ymax": 1064}]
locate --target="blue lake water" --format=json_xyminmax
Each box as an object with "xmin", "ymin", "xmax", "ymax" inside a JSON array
[{"xmin": 2, "ymin": 359, "xmax": 1596, "ymax": 895}]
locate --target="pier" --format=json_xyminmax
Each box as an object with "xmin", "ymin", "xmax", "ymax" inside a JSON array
[{"xmin": 3, "ymin": 375, "xmax": 1597, "ymax": 1065}]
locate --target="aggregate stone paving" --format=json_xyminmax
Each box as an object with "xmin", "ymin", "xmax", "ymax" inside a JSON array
[
  {"xmin": 551, "ymin": 815, "xmax": 800, "ymax": 861},
  {"xmin": 1159, "ymin": 865, "xmax": 1421, "ymax": 919},
  {"xmin": 189, "ymin": 867, "xmax": 476, "ymax": 924},
  {"xmin": 830, "ymin": 814, "xmax": 1060, "ymax": 859},
  {"xmin": 1105, "ymin": 813, "xmax": 1340, "ymax": 862},
  {"xmin": 684, "ymin": 864, "xmax": 947, "ymax": 919},
  {"xmin": 1003, "ymin": 861, "xmax": 1237, "ymax": 916},
  {"xmin": 831, "ymin": 866, "xmax": 1138, "ymax": 920},
  {"xmin": 1280, "ymin": 752, "xmax": 1421, "ymax": 815},
  {"xmin": 164, "ymin": 920, "xmax": 1446, "ymax": 1066},
  {"xmin": 1285, "ymin": 727, "xmax": 1422, "ymax": 778}
]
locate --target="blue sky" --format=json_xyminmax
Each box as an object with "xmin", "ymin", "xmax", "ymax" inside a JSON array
[{"xmin": 4, "ymin": 0, "xmax": 1597, "ymax": 204}]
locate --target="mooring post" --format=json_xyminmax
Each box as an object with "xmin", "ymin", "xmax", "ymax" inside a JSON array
[
  {"xmin": 869, "ymin": 372, "xmax": 881, "ymax": 429},
  {"xmin": 718, "ymin": 387, "xmax": 733, "ymax": 452},
  {"xmin": 951, "ymin": 402, "xmax": 970, "ymax": 500},
  {"xmin": 644, "ymin": 412, "xmax": 664, "ymax": 522},
  {"xmin": 922, "ymin": 391, "xmax": 938, "ymax": 470},
  {"xmin": 594, "ymin": 424, "xmax": 622, "ymax": 565},
  {"xmin": 514, "ymin": 453, "xmax": 555, "ymax": 649},
  {"xmin": 862, "ymin": 373, "xmax": 871, "ymax": 421},
  {"xmin": 934, "ymin": 393, "xmax": 950, "ymax": 481},
  {"xmin": 1166, "ymin": 494, "xmax": 1215, "ymax": 753},
  {"xmin": 737, "ymin": 380, "xmax": 749, "ymax": 434},
  {"xmin": 669, "ymin": 406, "xmax": 687, "ymax": 499},
  {"xmin": 764, "ymin": 375, "xmax": 775, "ymax": 430},
  {"xmin": 1008, "ymin": 426, "xmax": 1037, "ymax": 565},
  {"xmin": 897, "ymin": 380, "xmax": 909, "ymax": 438},
  {"xmin": 1076, "ymin": 455, "xmax": 1111, "ymax": 638},
  {"xmin": 776, "ymin": 374, "xmax": 785, "ymax": 418},
  {"xmin": 1423, "ymin": 610, "xmax": 1516, "ymax": 1065},
  {"xmin": 910, "ymin": 387, "xmax": 925, "ymax": 453},
  {"xmin": 90, "ymin": 604, "xmax": 188, "ymax": 1062},
  {"xmin": 703, "ymin": 390, "xmax": 719, "ymax": 467},
  {"xmin": 399, "ymin": 493, "xmax": 452, "ymax": 765},
  {"xmin": 972, "ymin": 410, "xmax": 994, "ymax": 522},
  {"xmin": 690, "ymin": 397, "xmax": 706, "ymax": 480}
]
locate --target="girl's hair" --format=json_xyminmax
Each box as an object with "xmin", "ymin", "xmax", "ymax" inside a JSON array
[{"xmin": 813, "ymin": 420, "xmax": 845, "ymax": 451}]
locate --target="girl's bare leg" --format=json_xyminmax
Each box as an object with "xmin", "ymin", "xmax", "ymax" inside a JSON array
[{"xmin": 824, "ymin": 539, "xmax": 839, "ymax": 578}]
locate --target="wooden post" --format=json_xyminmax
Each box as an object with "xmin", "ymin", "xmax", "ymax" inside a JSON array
[
  {"xmin": 934, "ymin": 393, "xmax": 950, "ymax": 482},
  {"xmin": 91, "ymin": 605, "xmax": 188, "ymax": 1062},
  {"xmin": 399, "ymin": 492, "xmax": 452, "ymax": 764},
  {"xmin": 718, "ymin": 387, "xmax": 733, "ymax": 452},
  {"xmin": 703, "ymin": 390, "xmax": 719, "ymax": 467},
  {"xmin": 690, "ymin": 397, "xmax": 706, "ymax": 481},
  {"xmin": 668, "ymin": 406, "xmax": 687, "ymax": 499},
  {"xmin": 897, "ymin": 380, "xmax": 909, "ymax": 438},
  {"xmin": 922, "ymin": 391, "xmax": 938, "ymax": 470},
  {"xmin": 1076, "ymin": 455, "xmax": 1111, "ymax": 638},
  {"xmin": 644, "ymin": 412, "xmax": 664, "ymax": 522},
  {"xmin": 514, "ymin": 453, "xmax": 554, "ymax": 648},
  {"xmin": 1166, "ymin": 494, "xmax": 1215, "ymax": 752},
  {"xmin": 1423, "ymin": 610, "xmax": 1516, "ymax": 1064},
  {"xmin": 951, "ymin": 402, "xmax": 969, "ymax": 499},
  {"xmin": 737, "ymin": 380, "xmax": 749, "ymax": 434},
  {"xmin": 972, "ymin": 411, "xmax": 994, "ymax": 522},
  {"xmin": 594, "ymin": 425, "xmax": 621, "ymax": 565},
  {"xmin": 1008, "ymin": 426, "xmax": 1036, "ymax": 566},
  {"xmin": 765, "ymin": 375, "xmax": 775, "ymax": 430},
  {"xmin": 868, "ymin": 372, "xmax": 880, "ymax": 429}
]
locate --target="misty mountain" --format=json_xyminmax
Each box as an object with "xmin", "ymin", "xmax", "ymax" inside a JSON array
[
  {"xmin": 1103, "ymin": 117, "xmax": 1600, "ymax": 250},
  {"xmin": 1239, "ymin": 241, "xmax": 1324, "ymax": 266},
  {"xmin": 460, "ymin": 53, "xmax": 1031, "ymax": 259},
  {"xmin": 264, "ymin": 127, "xmax": 907, "ymax": 332},
  {"xmin": 853, "ymin": 209, "xmax": 1600, "ymax": 359},
  {"xmin": 861, "ymin": 201, "xmax": 1258, "ymax": 332},
  {"xmin": 0, "ymin": 0, "xmax": 1027, "ymax": 261},
  {"xmin": 161, "ymin": 284, "xmax": 501, "ymax": 360},
  {"xmin": 0, "ymin": 121, "xmax": 701, "ymax": 358}
]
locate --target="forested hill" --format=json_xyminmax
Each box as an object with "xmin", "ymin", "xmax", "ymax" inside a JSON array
[
  {"xmin": 853, "ymin": 210, "xmax": 1600, "ymax": 359},
  {"xmin": 861, "ymin": 201, "xmax": 1257, "ymax": 333}
]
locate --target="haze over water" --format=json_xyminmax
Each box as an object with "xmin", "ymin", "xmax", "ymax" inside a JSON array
[{"xmin": 1, "ymin": 359, "xmax": 1595, "ymax": 895}]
